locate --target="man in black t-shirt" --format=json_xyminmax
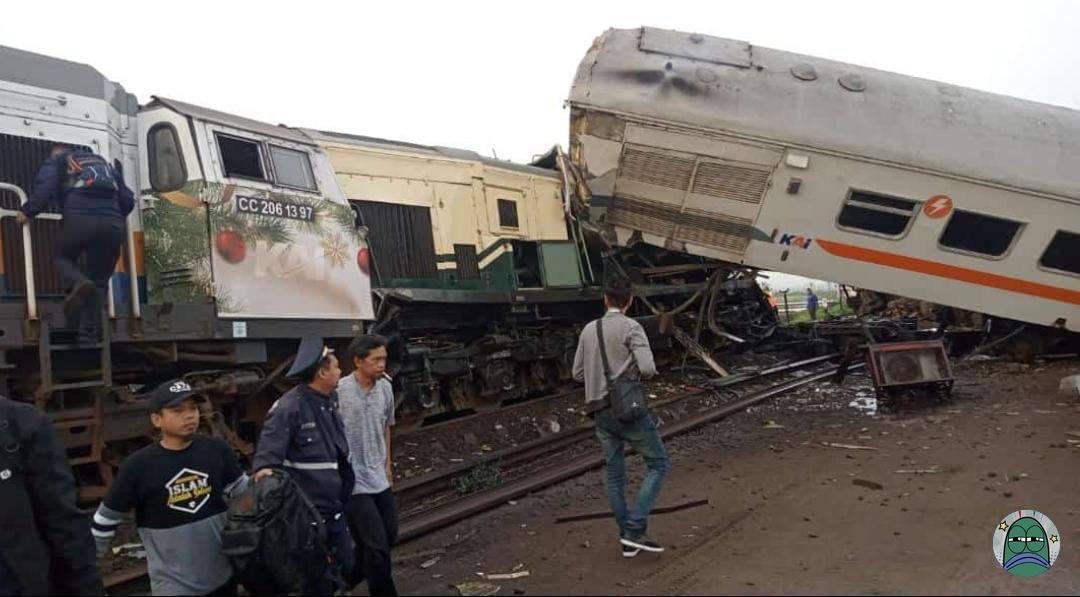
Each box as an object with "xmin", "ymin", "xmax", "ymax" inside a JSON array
[{"xmin": 92, "ymin": 380, "xmax": 249, "ymax": 596}]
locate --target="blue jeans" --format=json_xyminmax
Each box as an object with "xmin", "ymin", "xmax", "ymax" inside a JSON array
[{"xmin": 594, "ymin": 409, "xmax": 671, "ymax": 538}]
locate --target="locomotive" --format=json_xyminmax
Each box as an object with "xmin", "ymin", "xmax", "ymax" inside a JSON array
[{"xmin": 0, "ymin": 45, "xmax": 768, "ymax": 496}]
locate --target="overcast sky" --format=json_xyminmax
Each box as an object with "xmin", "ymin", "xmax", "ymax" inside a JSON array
[
  {"xmin": 4, "ymin": 0, "xmax": 1077, "ymax": 164},
  {"xmin": 4, "ymin": 0, "xmax": 1076, "ymax": 289}
]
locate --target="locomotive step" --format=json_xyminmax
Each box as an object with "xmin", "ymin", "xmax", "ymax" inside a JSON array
[
  {"xmin": 50, "ymin": 380, "xmax": 107, "ymax": 391},
  {"xmin": 48, "ymin": 343, "xmax": 106, "ymax": 352}
]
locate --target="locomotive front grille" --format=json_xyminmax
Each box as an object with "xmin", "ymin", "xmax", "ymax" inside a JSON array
[{"xmin": 0, "ymin": 133, "xmax": 70, "ymax": 296}]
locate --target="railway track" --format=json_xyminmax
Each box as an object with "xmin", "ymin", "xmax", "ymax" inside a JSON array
[
  {"xmin": 103, "ymin": 353, "xmax": 850, "ymax": 590},
  {"xmin": 391, "ymin": 353, "xmax": 840, "ymax": 508},
  {"xmin": 394, "ymin": 355, "xmax": 859, "ymax": 542}
]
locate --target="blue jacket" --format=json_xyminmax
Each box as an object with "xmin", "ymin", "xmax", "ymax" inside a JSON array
[
  {"xmin": 252, "ymin": 385, "xmax": 354, "ymax": 515},
  {"xmin": 807, "ymin": 293, "xmax": 819, "ymax": 310},
  {"xmin": 21, "ymin": 152, "xmax": 135, "ymax": 220}
]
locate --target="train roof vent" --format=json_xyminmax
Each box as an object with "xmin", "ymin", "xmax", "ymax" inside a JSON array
[{"xmin": 638, "ymin": 27, "xmax": 751, "ymax": 69}]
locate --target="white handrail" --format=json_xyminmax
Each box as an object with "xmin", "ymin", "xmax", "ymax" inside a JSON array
[
  {"xmin": 0, "ymin": 183, "xmax": 39, "ymax": 320},
  {"xmin": 125, "ymin": 213, "xmax": 140, "ymax": 318},
  {"xmin": 0, "ymin": 180, "xmax": 139, "ymax": 321}
]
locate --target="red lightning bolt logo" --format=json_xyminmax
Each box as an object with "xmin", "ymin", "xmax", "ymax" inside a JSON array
[{"xmin": 923, "ymin": 195, "xmax": 953, "ymax": 219}]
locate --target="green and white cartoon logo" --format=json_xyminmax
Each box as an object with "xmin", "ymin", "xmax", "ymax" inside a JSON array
[{"xmin": 993, "ymin": 510, "xmax": 1060, "ymax": 577}]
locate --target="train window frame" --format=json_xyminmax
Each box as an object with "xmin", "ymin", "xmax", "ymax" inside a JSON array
[
  {"xmin": 834, "ymin": 189, "xmax": 919, "ymax": 240},
  {"xmin": 147, "ymin": 122, "xmax": 187, "ymax": 193},
  {"xmin": 497, "ymin": 198, "xmax": 520, "ymax": 229},
  {"xmin": 1037, "ymin": 229, "xmax": 1080, "ymax": 278},
  {"xmin": 267, "ymin": 144, "xmax": 318, "ymax": 192},
  {"xmin": 215, "ymin": 132, "xmax": 268, "ymax": 182},
  {"xmin": 936, "ymin": 209, "xmax": 1025, "ymax": 261}
]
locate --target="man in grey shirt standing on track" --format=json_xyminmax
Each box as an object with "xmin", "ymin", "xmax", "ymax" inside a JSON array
[
  {"xmin": 338, "ymin": 334, "xmax": 399, "ymax": 596},
  {"xmin": 573, "ymin": 277, "xmax": 670, "ymax": 558}
]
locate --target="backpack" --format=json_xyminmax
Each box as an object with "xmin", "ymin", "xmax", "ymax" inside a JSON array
[
  {"xmin": 61, "ymin": 150, "xmax": 118, "ymax": 196},
  {"xmin": 221, "ymin": 469, "xmax": 330, "ymax": 595}
]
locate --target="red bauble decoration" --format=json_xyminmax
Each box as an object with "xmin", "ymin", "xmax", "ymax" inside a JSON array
[
  {"xmin": 215, "ymin": 229, "xmax": 246, "ymax": 264},
  {"xmin": 357, "ymin": 247, "xmax": 371, "ymax": 274}
]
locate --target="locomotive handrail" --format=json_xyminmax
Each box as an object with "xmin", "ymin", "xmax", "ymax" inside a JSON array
[
  {"xmin": 0, "ymin": 182, "xmax": 41, "ymax": 319},
  {"xmin": 124, "ymin": 210, "xmax": 140, "ymax": 319},
  {"xmin": 0, "ymin": 181, "xmax": 140, "ymax": 322}
]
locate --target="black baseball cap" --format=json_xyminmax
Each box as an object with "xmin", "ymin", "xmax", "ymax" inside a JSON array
[{"xmin": 148, "ymin": 379, "xmax": 204, "ymax": 412}]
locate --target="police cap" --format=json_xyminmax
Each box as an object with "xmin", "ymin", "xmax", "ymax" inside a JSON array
[{"xmin": 286, "ymin": 336, "xmax": 334, "ymax": 378}]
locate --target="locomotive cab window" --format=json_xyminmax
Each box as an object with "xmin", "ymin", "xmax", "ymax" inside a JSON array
[
  {"xmin": 497, "ymin": 198, "xmax": 519, "ymax": 229},
  {"xmin": 836, "ymin": 190, "xmax": 917, "ymax": 237},
  {"xmin": 938, "ymin": 210, "xmax": 1022, "ymax": 258},
  {"xmin": 1039, "ymin": 230, "xmax": 1080, "ymax": 275},
  {"xmin": 269, "ymin": 145, "xmax": 317, "ymax": 191},
  {"xmin": 147, "ymin": 123, "xmax": 187, "ymax": 192},
  {"xmin": 217, "ymin": 134, "xmax": 266, "ymax": 181}
]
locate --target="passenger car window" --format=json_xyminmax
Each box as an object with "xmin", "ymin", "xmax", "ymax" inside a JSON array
[
  {"xmin": 269, "ymin": 145, "xmax": 317, "ymax": 191},
  {"xmin": 147, "ymin": 124, "xmax": 187, "ymax": 192},
  {"xmin": 217, "ymin": 134, "xmax": 265, "ymax": 180},
  {"xmin": 1039, "ymin": 230, "xmax": 1079, "ymax": 275},
  {"xmin": 939, "ymin": 210, "xmax": 1022, "ymax": 258},
  {"xmin": 498, "ymin": 199, "xmax": 519, "ymax": 229},
  {"xmin": 836, "ymin": 190, "xmax": 917, "ymax": 237}
]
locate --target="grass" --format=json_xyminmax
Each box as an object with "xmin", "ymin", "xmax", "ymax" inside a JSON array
[
  {"xmin": 451, "ymin": 460, "xmax": 503, "ymax": 495},
  {"xmin": 779, "ymin": 301, "xmax": 856, "ymax": 324}
]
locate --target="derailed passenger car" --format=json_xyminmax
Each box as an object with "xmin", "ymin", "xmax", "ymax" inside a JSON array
[{"xmin": 568, "ymin": 27, "xmax": 1080, "ymax": 333}]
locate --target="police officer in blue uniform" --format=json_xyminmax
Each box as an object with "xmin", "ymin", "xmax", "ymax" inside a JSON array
[{"xmin": 253, "ymin": 337, "xmax": 355, "ymax": 594}]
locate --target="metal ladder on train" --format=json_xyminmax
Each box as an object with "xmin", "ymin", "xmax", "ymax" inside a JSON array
[{"xmin": 1, "ymin": 181, "xmax": 140, "ymax": 498}]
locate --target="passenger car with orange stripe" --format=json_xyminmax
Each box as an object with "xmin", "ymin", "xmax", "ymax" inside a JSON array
[{"xmin": 568, "ymin": 27, "xmax": 1079, "ymax": 333}]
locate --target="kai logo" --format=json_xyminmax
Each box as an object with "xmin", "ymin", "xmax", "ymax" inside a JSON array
[
  {"xmin": 994, "ymin": 509, "xmax": 1060, "ymax": 577},
  {"xmin": 778, "ymin": 233, "xmax": 813, "ymax": 250},
  {"xmin": 165, "ymin": 468, "xmax": 212, "ymax": 515}
]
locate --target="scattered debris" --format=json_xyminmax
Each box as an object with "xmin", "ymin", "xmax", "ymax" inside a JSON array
[
  {"xmin": 1059, "ymin": 375, "xmax": 1080, "ymax": 398},
  {"xmin": 454, "ymin": 581, "xmax": 501, "ymax": 596},
  {"xmin": 852, "ymin": 479, "xmax": 884, "ymax": 491},
  {"xmin": 482, "ymin": 571, "xmax": 531, "ymax": 581},
  {"xmin": 762, "ymin": 420, "xmax": 785, "ymax": 429},
  {"xmin": 421, "ymin": 557, "xmax": 441, "ymax": 569},
  {"xmin": 111, "ymin": 543, "xmax": 146, "ymax": 559},
  {"xmin": 895, "ymin": 467, "xmax": 941, "ymax": 475},
  {"xmin": 824, "ymin": 442, "xmax": 879, "ymax": 451},
  {"xmin": 556, "ymin": 499, "xmax": 710, "ymax": 524}
]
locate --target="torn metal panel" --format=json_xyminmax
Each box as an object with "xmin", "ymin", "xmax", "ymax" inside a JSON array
[{"xmin": 670, "ymin": 324, "xmax": 729, "ymax": 377}]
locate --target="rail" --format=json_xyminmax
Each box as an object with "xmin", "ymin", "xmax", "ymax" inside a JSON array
[
  {"xmin": 0, "ymin": 182, "xmax": 48, "ymax": 319},
  {"xmin": 0, "ymin": 181, "xmax": 141, "ymax": 321}
]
